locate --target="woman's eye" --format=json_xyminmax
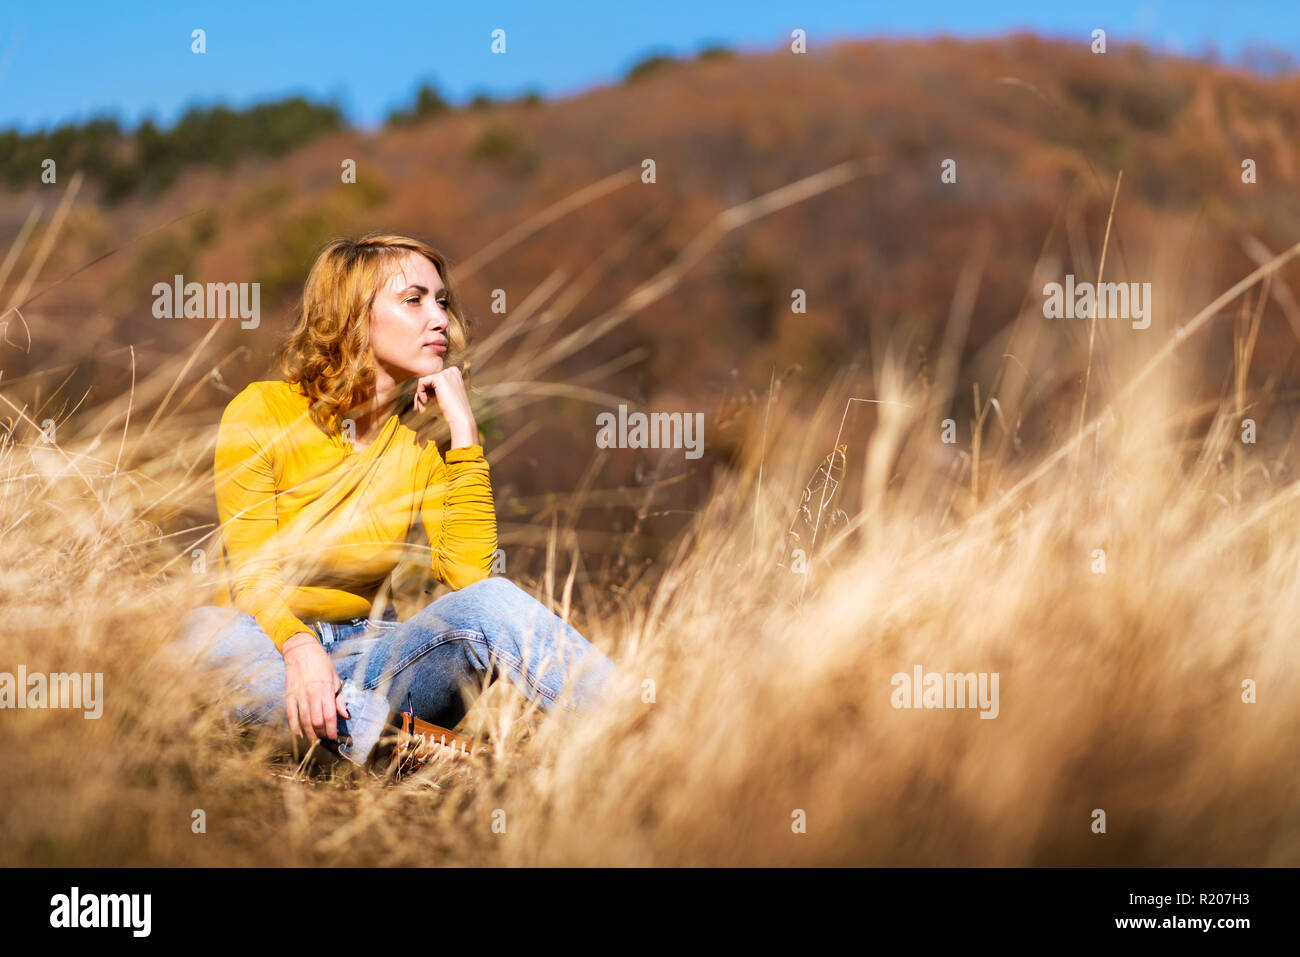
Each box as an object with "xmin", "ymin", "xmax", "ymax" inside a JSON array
[
  {"xmin": 436, "ymin": 298, "xmax": 449, "ymax": 309},
  {"xmin": 405, "ymin": 297, "xmax": 420, "ymax": 305}
]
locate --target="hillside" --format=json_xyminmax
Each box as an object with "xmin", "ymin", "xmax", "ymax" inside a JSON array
[{"xmin": 4, "ymin": 34, "xmax": 1300, "ymax": 585}]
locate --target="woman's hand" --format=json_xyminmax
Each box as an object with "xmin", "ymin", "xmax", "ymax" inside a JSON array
[
  {"xmin": 414, "ymin": 366, "xmax": 478, "ymax": 448},
  {"xmin": 281, "ymin": 632, "xmax": 349, "ymax": 742}
]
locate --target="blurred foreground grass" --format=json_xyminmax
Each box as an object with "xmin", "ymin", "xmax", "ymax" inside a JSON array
[{"xmin": 0, "ymin": 175, "xmax": 1297, "ymax": 866}]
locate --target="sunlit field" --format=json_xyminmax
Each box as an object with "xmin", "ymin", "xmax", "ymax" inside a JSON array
[{"xmin": 1, "ymin": 157, "xmax": 1296, "ymax": 866}]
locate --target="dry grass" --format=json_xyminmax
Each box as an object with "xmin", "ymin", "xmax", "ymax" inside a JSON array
[{"xmin": 1, "ymin": 160, "xmax": 1298, "ymax": 867}]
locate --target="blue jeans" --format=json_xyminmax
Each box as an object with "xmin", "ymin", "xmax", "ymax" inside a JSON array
[{"xmin": 174, "ymin": 577, "xmax": 617, "ymax": 764}]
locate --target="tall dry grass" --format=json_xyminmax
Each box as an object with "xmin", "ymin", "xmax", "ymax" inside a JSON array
[{"xmin": 0, "ymin": 166, "xmax": 1297, "ymax": 866}]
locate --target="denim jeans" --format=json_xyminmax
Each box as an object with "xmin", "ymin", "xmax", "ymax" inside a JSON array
[{"xmin": 174, "ymin": 577, "xmax": 617, "ymax": 765}]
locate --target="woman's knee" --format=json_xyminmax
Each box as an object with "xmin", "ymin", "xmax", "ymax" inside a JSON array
[
  {"xmin": 174, "ymin": 606, "xmax": 272, "ymax": 663},
  {"xmin": 165, "ymin": 607, "xmax": 286, "ymax": 729},
  {"xmin": 461, "ymin": 575, "xmax": 525, "ymax": 600},
  {"xmin": 417, "ymin": 576, "xmax": 530, "ymax": 629},
  {"xmin": 175, "ymin": 606, "xmax": 234, "ymax": 649}
]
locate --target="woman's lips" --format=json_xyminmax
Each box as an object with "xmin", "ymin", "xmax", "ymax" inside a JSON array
[{"xmin": 422, "ymin": 343, "xmax": 447, "ymax": 353}]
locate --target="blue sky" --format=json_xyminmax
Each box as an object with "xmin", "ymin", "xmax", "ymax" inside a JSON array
[{"xmin": 2, "ymin": 0, "xmax": 1297, "ymax": 133}]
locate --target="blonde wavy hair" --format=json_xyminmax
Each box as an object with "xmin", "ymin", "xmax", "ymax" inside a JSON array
[{"xmin": 276, "ymin": 233, "xmax": 471, "ymax": 435}]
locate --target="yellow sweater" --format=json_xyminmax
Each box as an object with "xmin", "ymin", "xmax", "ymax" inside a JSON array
[{"xmin": 210, "ymin": 379, "xmax": 497, "ymax": 651}]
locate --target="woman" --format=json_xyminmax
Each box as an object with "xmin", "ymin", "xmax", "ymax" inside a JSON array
[{"xmin": 176, "ymin": 233, "xmax": 617, "ymax": 765}]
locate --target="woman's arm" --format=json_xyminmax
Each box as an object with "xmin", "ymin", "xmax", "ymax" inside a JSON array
[
  {"xmin": 420, "ymin": 445, "xmax": 498, "ymax": 587},
  {"xmin": 416, "ymin": 369, "xmax": 498, "ymax": 587},
  {"xmin": 215, "ymin": 383, "xmax": 348, "ymax": 740},
  {"xmin": 213, "ymin": 383, "xmax": 315, "ymax": 652}
]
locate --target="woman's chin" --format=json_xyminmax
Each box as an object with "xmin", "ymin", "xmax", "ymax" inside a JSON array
[{"xmin": 411, "ymin": 354, "xmax": 444, "ymax": 376}]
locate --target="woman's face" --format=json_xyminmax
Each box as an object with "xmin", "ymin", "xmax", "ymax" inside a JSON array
[{"xmin": 368, "ymin": 250, "xmax": 451, "ymax": 382}]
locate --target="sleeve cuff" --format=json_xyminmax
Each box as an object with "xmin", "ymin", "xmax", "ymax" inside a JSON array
[
  {"xmin": 444, "ymin": 444, "xmax": 485, "ymax": 464},
  {"xmin": 272, "ymin": 617, "xmax": 316, "ymax": 653}
]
